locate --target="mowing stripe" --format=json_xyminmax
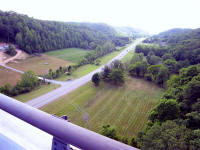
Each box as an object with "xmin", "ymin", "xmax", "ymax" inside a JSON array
[
  {"xmin": 88, "ymin": 89, "xmax": 121, "ymax": 123},
  {"xmin": 88, "ymin": 90, "xmax": 123, "ymax": 131},
  {"xmin": 123, "ymin": 98, "xmax": 141, "ymax": 134},
  {"xmin": 102, "ymin": 90, "xmax": 132, "ymax": 124},
  {"xmin": 113, "ymin": 93, "xmax": 133, "ymax": 126}
]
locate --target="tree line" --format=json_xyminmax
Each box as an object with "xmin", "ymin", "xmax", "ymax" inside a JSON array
[
  {"xmin": 0, "ymin": 11, "xmax": 131, "ymax": 54},
  {"xmin": 92, "ymin": 60, "xmax": 125, "ymax": 86},
  {"xmin": 133, "ymin": 28, "xmax": 200, "ymax": 149},
  {"xmin": 0, "ymin": 71, "xmax": 42, "ymax": 96},
  {"xmin": 138, "ymin": 65, "xmax": 200, "ymax": 150}
]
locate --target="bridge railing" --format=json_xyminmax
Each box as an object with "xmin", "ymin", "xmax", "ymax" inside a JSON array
[{"xmin": 0, "ymin": 94, "xmax": 138, "ymax": 150}]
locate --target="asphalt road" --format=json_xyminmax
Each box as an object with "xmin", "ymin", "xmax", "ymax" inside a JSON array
[{"xmin": 26, "ymin": 39, "xmax": 143, "ymax": 108}]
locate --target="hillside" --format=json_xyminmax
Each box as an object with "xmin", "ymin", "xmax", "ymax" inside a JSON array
[
  {"xmin": 140, "ymin": 28, "xmax": 200, "ymax": 67},
  {"xmin": 115, "ymin": 26, "xmax": 149, "ymax": 37},
  {"xmin": 144, "ymin": 28, "xmax": 200, "ymax": 49},
  {"xmin": 0, "ymin": 11, "xmax": 132, "ymax": 54},
  {"xmin": 132, "ymin": 29, "xmax": 200, "ymax": 149}
]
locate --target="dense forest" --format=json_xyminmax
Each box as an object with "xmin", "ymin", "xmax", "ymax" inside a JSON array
[
  {"xmin": 0, "ymin": 11, "xmax": 131, "ymax": 54},
  {"xmin": 132, "ymin": 28, "xmax": 200, "ymax": 149}
]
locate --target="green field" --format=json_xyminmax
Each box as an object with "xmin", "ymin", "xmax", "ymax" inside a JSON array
[
  {"xmin": 45, "ymin": 48, "xmax": 91, "ymax": 63},
  {"xmin": 14, "ymin": 84, "xmax": 60, "ymax": 102},
  {"xmin": 41, "ymin": 77, "xmax": 163, "ymax": 138},
  {"xmin": 56, "ymin": 48, "xmax": 125, "ymax": 81}
]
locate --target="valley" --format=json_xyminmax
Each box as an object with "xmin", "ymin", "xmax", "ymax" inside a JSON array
[
  {"xmin": 1, "ymin": 8, "xmax": 200, "ymax": 150},
  {"xmin": 41, "ymin": 77, "xmax": 163, "ymax": 138}
]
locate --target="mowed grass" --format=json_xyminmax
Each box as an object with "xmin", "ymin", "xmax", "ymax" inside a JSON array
[
  {"xmin": 41, "ymin": 77, "xmax": 163, "ymax": 138},
  {"xmin": 0, "ymin": 66, "xmax": 22, "ymax": 86},
  {"xmin": 7, "ymin": 54, "xmax": 73, "ymax": 75},
  {"xmin": 121, "ymin": 50, "xmax": 134, "ymax": 63},
  {"xmin": 45, "ymin": 48, "xmax": 91, "ymax": 63},
  {"xmin": 56, "ymin": 49, "xmax": 124, "ymax": 81},
  {"xmin": 14, "ymin": 84, "xmax": 60, "ymax": 102}
]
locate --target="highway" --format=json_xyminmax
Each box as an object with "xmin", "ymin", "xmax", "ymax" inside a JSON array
[{"xmin": 26, "ymin": 39, "xmax": 143, "ymax": 108}]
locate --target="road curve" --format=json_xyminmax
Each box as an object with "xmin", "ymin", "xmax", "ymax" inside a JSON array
[{"xmin": 26, "ymin": 39, "xmax": 143, "ymax": 108}]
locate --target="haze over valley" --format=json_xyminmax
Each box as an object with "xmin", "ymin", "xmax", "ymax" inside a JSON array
[{"xmin": 0, "ymin": 1, "xmax": 200, "ymax": 150}]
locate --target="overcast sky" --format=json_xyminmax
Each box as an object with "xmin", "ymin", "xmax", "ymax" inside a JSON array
[{"xmin": 1, "ymin": 0, "xmax": 200, "ymax": 34}]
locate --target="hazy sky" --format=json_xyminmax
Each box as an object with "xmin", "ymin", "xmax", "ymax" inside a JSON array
[{"xmin": 1, "ymin": 0, "xmax": 200, "ymax": 34}]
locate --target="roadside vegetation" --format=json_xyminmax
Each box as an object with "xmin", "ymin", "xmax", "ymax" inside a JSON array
[
  {"xmin": 0, "ymin": 70, "xmax": 45, "ymax": 97},
  {"xmin": 14, "ymin": 84, "xmax": 59, "ymax": 102},
  {"xmin": 121, "ymin": 50, "xmax": 134, "ymax": 63},
  {"xmin": 56, "ymin": 47, "xmax": 125, "ymax": 81}
]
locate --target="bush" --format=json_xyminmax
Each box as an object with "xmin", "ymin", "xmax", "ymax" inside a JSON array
[{"xmin": 92, "ymin": 73, "xmax": 100, "ymax": 86}]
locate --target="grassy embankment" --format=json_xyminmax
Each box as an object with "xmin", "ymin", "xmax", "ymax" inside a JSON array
[
  {"xmin": 41, "ymin": 76, "xmax": 163, "ymax": 138},
  {"xmin": 14, "ymin": 84, "xmax": 60, "ymax": 102},
  {"xmin": 121, "ymin": 50, "xmax": 134, "ymax": 63}
]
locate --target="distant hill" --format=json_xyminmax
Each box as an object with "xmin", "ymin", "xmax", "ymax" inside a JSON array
[
  {"xmin": 0, "ymin": 11, "xmax": 131, "ymax": 54},
  {"xmin": 141, "ymin": 28, "xmax": 200, "ymax": 65},
  {"xmin": 144, "ymin": 28, "xmax": 200, "ymax": 49},
  {"xmin": 114, "ymin": 26, "xmax": 149, "ymax": 37},
  {"xmin": 69, "ymin": 22, "xmax": 117, "ymax": 37}
]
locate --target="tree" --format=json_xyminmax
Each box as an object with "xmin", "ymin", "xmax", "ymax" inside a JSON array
[
  {"xmin": 179, "ymin": 65, "xmax": 199, "ymax": 84},
  {"xmin": 156, "ymin": 65, "xmax": 169, "ymax": 86},
  {"xmin": 109, "ymin": 68, "xmax": 125, "ymax": 85},
  {"xmin": 101, "ymin": 65, "xmax": 112, "ymax": 81},
  {"xmin": 147, "ymin": 64, "xmax": 161, "ymax": 81},
  {"xmin": 138, "ymin": 121, "xmax": 188, "ymax": 150},
  {"xmin": 147, "ymin": 65, "xmax": 169, "ymax": 86},
  {"xmin": 149, "ymin": 99, "xmax": 180, "ymax": 123},
  {"xmin": 130, "ymin": 53, "xmax": 144, "ymax": 64},
  {"xmin": 111, "ymin": 60, "xmax": 124, "ymax": 71},
  {"xmin": 95, "ymin": 59, "xmax": 101, "ymax": 66},
  {"xmin": 129, "ymin": 61, "xmax": 148, "ymax": 77},
  {"xmin": 163, "ymin": 59, "xmax": 178, "ymax": 73},
  {"xmin": 92, "ymin": 73, "xmax": 100, "ymax": 86},
  {"xmin": 130, "ymin": 137, "xmax": 138, "ymax": 148},
  {"xmin": 20, "ymin": 71, "xmax": 38, "ymax": 88},
  {"xmin": 68, "ymin": 66, "xmax": 72, "ymax": 72},
  {"xmin": 121, "ymin": 136, "xmax": 129, "ymax": 144},
  {"xmin": 162, "ymin": 53, "xmax": 173, "ymax": 61},
  {"xmin": 5, "ymin": 44, "xmax": 17, "ymax": 56},
  {"xmin": 183, "ymin": 75, "xmax": 200, "ymax": 103},
  {"xmin": 186, "ymin": 111, "xmax": 200, "ymax": 129},
  {"xmin": 146, "ymin": 54, "xmax": 162, "ymax": 65},
  {"xmin": 188, "ymin": 129, "xmax": 200, "ymax": 150},
  {"xmin": 101, "ymin": 125, "xmax": 120, "ymax": 141}
]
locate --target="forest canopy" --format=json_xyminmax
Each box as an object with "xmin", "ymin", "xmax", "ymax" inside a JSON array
[{"xmin": 0, "ymin": 11, "xmax": 131, "ymax": 54}]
